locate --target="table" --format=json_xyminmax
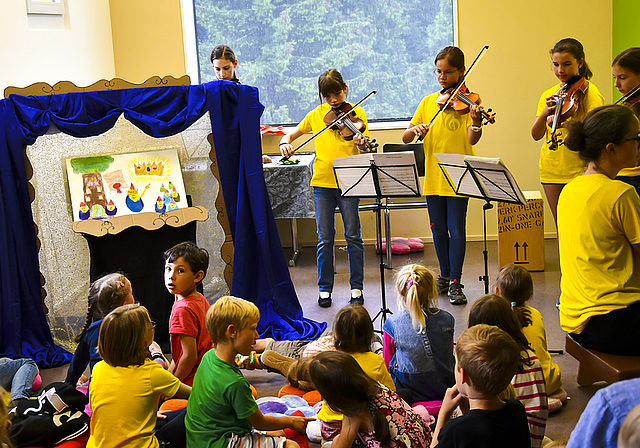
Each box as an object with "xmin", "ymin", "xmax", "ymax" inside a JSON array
[{"xmin": 263, "ymin": 154, "xmax": 315, "ymax": 266}]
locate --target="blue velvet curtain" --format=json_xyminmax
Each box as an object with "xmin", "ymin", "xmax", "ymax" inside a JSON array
[{"xmin": 0, "ymin": 81, "xmax": 325, "ymax": 368}]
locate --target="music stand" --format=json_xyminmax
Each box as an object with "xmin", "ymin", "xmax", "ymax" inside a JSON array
[
  {"xmin": 333, "ymin": 152, "xmax": 421, "ymax": 330},
  {"xmin": 434, "ymin": 153, "xmax": 527, "ymax": 293}
]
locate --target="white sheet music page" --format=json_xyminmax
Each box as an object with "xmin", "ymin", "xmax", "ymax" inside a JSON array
[
  {"xmin": 433, "ymin": 153, "xmax": 482, "ymax": 196},
  {"xmin": 464, "ymin": 156, "xmax": 527, "ymax": 204},
  {"xmin": 333, "ymin": 152, "xmax": 420, "ymax": 197},
  {"xmin": 333, "ymin": 153, "xmax": 376, "ymax": 196}
]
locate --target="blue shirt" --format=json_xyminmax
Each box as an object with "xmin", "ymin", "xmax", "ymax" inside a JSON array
[{"xmin": 567, "ymin": 378, "xmax": 640, "ymax": 448}]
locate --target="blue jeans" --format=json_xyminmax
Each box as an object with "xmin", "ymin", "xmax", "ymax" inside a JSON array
[
  {"xmin": 426, "ymin": 195, "xmax": 469, "ymax": 282},
  {"xmin": 0, "ymin": 357, "xmax": 38, "ymax": 401},
  {"xmin": 313, "ymin": 187, "xmax": 364, "ymax": 293}
]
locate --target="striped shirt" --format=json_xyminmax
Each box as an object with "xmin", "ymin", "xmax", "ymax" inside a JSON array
[{"xmin": 512, "ymin": 350, "xmax": 548, "ymax": 448}]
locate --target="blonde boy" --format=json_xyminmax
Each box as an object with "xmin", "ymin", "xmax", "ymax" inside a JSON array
[
  {"xmin": 185, "ymin": 296, "xmax": 310, "ymax": 448},
  {"xmin": 431, "ymin": 324, "xmax": 530, "ymax": 448}
]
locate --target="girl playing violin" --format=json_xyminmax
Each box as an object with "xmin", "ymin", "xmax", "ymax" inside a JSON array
[
  {"xmin": 280, "ymin": 69, "xmax": 371, "ymax": 308},
  {"xmin": 613, "ymin": 47, "xmax": 640, "ymax": 195},
  {"xmin": 210, "ymin": 44, "xmax": 239, "ymax": 82},
  {"xmin": 531, "ymin": 38, "xmax": 604, "ymax": 226},
  {"xmin": 402, "ymin": 46, "xmax": 484, "ymax": 306}
]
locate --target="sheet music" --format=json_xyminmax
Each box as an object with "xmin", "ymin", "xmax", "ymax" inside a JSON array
[
  {"xmin": 333, "ymin": 152, "xmax": 420, "ymax": 197},
  {"xmin": 434, "ymin": 153, "xmax": 527, "ymax": 204},
  {"xmin": 434, "ymin": 153, "xmax": 483, "ymax": 196}
]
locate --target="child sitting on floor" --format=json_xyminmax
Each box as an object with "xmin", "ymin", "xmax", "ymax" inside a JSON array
[
  {"xmin": 66, "ymin": 272, "xmax": 166, "ymax": 387},
  {"xmin": 164, "ymin": 242, "xmax": 213, "ymax": 386},
  {"xmin": 383, "ymin": 264, "xmax": 455, "ymax": 405},
  {"xmin": 87, "ymin": 304, "xmax": 191, "ymax": 448},
  {"xmin": 469, "ymin": 294, "xmax": 548, "ymax": 448},
  {"xmin": 495, "ymin": 264, "xmax": 567, "ymax": 412},
  {"xmin": 430, "ymin": 324, "xmax": 530, "ymax": 448},
  {"xmin": 186, "ymin": 296, "xmax": 310, "ymax": 448},
  {"xmin": 310, "ymin": 350, "xmax": 431, "ymax": 448}
]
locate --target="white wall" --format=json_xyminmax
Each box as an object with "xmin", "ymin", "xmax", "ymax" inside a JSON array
[{"xmin": 0, "ymin": 0, "xmax": 115, "ymax": 95}]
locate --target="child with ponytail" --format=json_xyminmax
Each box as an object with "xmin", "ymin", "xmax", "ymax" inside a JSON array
[
  {"xmin": 382, "ymin": 264, "xmax": 455, "ymax": 405},
  {"xmin": 66, "ymin": 273, "xmax": 166, "ymax": 387}
]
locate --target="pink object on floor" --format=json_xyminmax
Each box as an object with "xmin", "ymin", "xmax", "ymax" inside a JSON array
[
  {"xmin": 375, "ymin": 237, "xmax": 424, "ymax": 254},
  {"xmin": 413, "ymin": 400, "xmax": 442, "ymax": 419},
  {"xmin": 32, "ymin": 373, "xmax": 42, "ymax": 391}
]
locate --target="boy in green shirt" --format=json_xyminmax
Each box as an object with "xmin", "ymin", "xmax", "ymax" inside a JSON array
[{"xmin": 186, "ymin": 296, "xmax": 311, "ymax": 448}]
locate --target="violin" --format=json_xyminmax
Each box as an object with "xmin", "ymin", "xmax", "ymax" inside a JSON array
[
  {"xmin": 615, "ymin": 83, "xmax": 640, "ymax": 118},
  {"xmin": 323, "ymin": 102, "xmax": 378, "ymax": 152},
  {"xmin": 547, "ymin": 76, "xmax": 589, "ymax": 150},
  {"xmin": 417, "ymin": 45, "xmax": 493, "ymax": 142},
  {"xmin": 436, "ymin": 83, "xmax": 496, "ymax": 125},
  {"xmin": 280, "ymin": 91, "xmax": 377, "ymax": 162}
]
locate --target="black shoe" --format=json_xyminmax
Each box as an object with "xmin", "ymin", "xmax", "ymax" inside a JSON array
[
  {"xmin": 436, "ymin": 276, "xmax": 449, "ymax": 295},
  {"xmin": 318, "ymin": 294, "xmax": 332, "ymax": 308},
  {"xmin": 349, "ymin": 294, "xmax": 364, "ymax": 305},
  {"xmin": 448, "ymin": 280, "xmax": 467, "ymax": 305}
]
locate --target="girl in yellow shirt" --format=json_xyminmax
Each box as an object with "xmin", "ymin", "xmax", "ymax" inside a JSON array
[
  {"xmin": 613, "ymin": 47, "xmax": 640, "ymax": 194},
  {"xmin": 280, "ymin": 69, "xmax": 372, "ymax": 308},
  {"xmin": 402, "ymin": 46, "xmax": 483, "ymax": 305},
  {"xmin": 531, "ymin": 38, "xmax": 604, "ymax": 226}
]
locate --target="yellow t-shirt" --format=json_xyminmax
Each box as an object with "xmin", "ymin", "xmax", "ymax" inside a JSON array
[
  {"xmin": 87, "ymin": 359, "xmax": 181, "ymax": 448},
  {"xmin": 519, "ymin": 306, "xmax": 562, "ymax": 395},
  {"xmin": 536, "ymin": 82, "xmax": 604, "ymax": 183},
  {"xmin": 617, "ymin": 166, "xmax": 640, "ymax": 177},
  {"xmin": 297, "ymin": 103, "xmax": 369, "ymax": 189},
  {"xmin": 557, "ymin": 174, "xmax": 640, "ymax": 333},
  {"xmin": 410, "ymin": 92, "xmax": 475, "ymax": 196},
  {"xmin": 317, "ymin": 351, "xmax": 395, "ymax": 423}
]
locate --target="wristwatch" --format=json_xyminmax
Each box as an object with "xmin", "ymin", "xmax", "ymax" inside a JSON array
[{"xmin": 471, "ymin": 124, "xmax": 482, "ymax": 133}]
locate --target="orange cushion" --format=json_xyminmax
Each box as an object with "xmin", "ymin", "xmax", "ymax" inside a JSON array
[
  {"xmin": 278, "ymin": 385, "xmax": 305, "ymax": 398},
  {"xmin": 301, "ymin": 390, "xmax": 322, "ymax": 406},
  {"xmin": 278, "ymin": 386, "xmax": 321, "ymax": 406},
  {"xmin": 159, "ymin": 398, "xmax": 188, "ymax": 413}
]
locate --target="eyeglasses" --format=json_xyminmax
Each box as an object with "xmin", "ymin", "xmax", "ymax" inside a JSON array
[
  {"xmin": 149, "ymin": 321, "xmax": 157, "ymax": 331},
  {"xmin": 620, "ymin": 132, "xmax": 640, "ymax": 144},
  {"xmin": 434, "ymin": 69, "xmax": 459, "ymax": 78}
]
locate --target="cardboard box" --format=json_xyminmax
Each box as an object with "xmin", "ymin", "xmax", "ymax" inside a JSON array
[{"xmin": 497, "ymin": 191, "xmax": 544, "ymax": 271}]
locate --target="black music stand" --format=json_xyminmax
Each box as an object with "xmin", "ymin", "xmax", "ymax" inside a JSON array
[
  {"xmin": 333, "ymin": 152, "xmax": 421, "ymax": 331},
  {"xmin": 434, "ymin": 153, "xmax": 527, "ymax": 293}
]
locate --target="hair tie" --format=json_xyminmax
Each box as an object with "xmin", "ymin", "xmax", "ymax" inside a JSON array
[
  {"xmin": 407, "ymin": 279, "xmax": 415, "ymax": 288},
  {"xmin": 117, "ymin": 281, "xmax": 125, "ymax": 288},
  {"xmin": 511, "ymin": 302, "xmax": 517, "ymax": 308}
]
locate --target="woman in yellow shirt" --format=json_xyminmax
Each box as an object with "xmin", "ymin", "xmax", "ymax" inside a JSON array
[{"xmin": 558, "ymin": 105, "xmax": 640, "ymax": 355}]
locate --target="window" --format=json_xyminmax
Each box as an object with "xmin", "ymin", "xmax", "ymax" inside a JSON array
[{"xmin": 191, "ymin": 0, "xmax": 455, "ymax": 125}]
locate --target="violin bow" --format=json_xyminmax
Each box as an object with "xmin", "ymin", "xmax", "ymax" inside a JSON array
[
  {"xmin": 281, "ymin": 90, "xmax": 377, "ymax": 162},
  {"xmin": 418, "ymin": 45, "xmax": 489, "ymax": 142},
  {"xmin": 615, "ymin": 83, "xmax": 640, "ymax": 105}
]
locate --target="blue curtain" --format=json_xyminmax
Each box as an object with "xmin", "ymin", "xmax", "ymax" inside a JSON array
[{"xmin": 0, "ymin": 81, "xmax": 325, "ymax": 368}]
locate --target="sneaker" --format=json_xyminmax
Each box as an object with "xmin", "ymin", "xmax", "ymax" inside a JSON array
[
  {"xmin": 259, "ymin": 350, "xmax": 296, "ymax": 377},
  {"xmin": 318, "ymin": 292, "xmax": 332, "ymax": 308},
  {"xmin": 448, "ymin": 280, "xmax": 467, "ymax": 305},
  {"xmin": 349, "ymin": 290, "xmax": 364, "ymax": 305},
  {"xmin": 436, "ymin": 277, "xmax": 449, "ymax": 295}
]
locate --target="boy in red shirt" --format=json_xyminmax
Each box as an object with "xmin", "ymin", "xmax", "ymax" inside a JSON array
[{"xmin": 164, "ymin": 241, "xmax": 212, "ymax": 386}]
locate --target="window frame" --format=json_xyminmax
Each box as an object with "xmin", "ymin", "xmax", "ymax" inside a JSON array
[{"xmin": 179, "ymin": 0, "xmax": 458, "ymax": 130}]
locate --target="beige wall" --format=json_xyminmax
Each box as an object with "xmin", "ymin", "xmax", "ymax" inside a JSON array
[
  {"xmin": 109, "ymin": 0, "xmax": 186, "ymax": 82},
  {"xmin": 0, "ymin": 0, "xmax": 115, "ymax": 95},
  {"xmin": 2, "ymin": 0, "xmax": 614, "ymax": 246}
]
